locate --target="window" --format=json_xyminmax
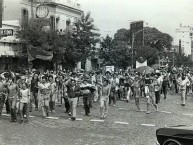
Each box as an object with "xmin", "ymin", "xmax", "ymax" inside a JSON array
[
  {"xmin": 50, "ymin": 16, "xmax": 55, "ymax": 30},
  {"xmin": 9, "ymin": 43, "xmax": 12, "ymax": 51},
  {"xmin": 66, "ymin": 18, "xmax": 71, "ymax": 32},
  {"xmin": 22, "ymin": 9, "xmax": 29, "ymax": 21},
  {"xmin": 56, "ymin": 18, "xmax": 59, "ymax": 30},
  {"xmin": 191, "ymin": 41, "xmax": 193, "ymax": 48},
  {"xmin": 81, "ymin": 61, "xmax": 86, "ymax": 70}
]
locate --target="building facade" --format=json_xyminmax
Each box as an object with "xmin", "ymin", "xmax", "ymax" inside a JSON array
[
  {"xmin": 174, "ymin": 24, "xmax": 193, "ymax": 56},
  {"xmin": 3, "ymin": 0, "xmax": 83, "ymax": 32},
  {"xmin": 0, "ymin": 0, "xmax": 83, "ymax": 71}
]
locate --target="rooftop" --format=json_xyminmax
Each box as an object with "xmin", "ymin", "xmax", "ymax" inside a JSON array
[{"xmin": 34, "ymin": 0, "xmax": 81, "ymax": 10}]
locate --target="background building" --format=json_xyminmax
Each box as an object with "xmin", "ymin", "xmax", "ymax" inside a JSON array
[
  {"xmin": 0, "ymin": 0, "xmax": 83, "ymax": 72},
  {"xmin": 174, "ymin": 24, "xmax": 193, "ymax": 56},
  {"xmin": 3, "ymin": 0, "xmax": 82, "ymax": 32}
]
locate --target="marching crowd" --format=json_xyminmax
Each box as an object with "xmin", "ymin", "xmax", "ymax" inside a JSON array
[{"xmin": 0, "ymin": 68, "xmax": 192, "ymax": 123}]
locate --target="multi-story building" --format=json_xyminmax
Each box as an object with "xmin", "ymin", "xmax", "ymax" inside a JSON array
[
  {"xmin": 174, "ymin": 24, "xmax": 193, "ymax": 56},
  {"xmin": 0, "ymin": 0, "xmax": 83, "ymax": 71},
  {"xmin": 3, "ymin": 0, "xmax": 83, "ymax": 33}
]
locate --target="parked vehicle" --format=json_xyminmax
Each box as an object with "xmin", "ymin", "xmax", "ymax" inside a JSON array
[{"xmin": 156, "ymin": 125, "xmax": 193, "ymax": 145}]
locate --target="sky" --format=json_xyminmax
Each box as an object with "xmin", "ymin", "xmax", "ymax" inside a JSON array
[{"xmin": 79, "ymin": 0, "xmax": 193, "ymax": 39}]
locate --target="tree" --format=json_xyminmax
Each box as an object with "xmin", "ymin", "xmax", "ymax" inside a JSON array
[
  {"xmin": 136, "ymin": 46, "xmax": 158, "ymax": 66},
  {"xmin": 99, "ymin": 34, "xmax": 131, "ymax": 69},
  {"xmin": 110, "ymin": 27, "xmax": 173, "ymax": 68},
  {"xmin": 144, "ymin": 27, "xmax": 173, "ymax": 51},
  {"xmin": 15, "ymin": 19, "xmax": 63, "ymax": 70},
  {"xmin": 175, "ymin": 53, "xmax": 193, "ymax": 67},
  {"xmin": 99, "ymin": 35, "xmax": 115, "ymax": 66},
  {"xmin": 72, "ymin": 12, "xmax": 100, "ymax": 63},
  {"xmin": 16, "ymin": 12, "xmax": 99, "ymax": 70}
]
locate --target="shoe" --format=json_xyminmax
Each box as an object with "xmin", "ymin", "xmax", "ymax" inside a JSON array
[
  {"xmin": 24, "ymin": 119, "xmax": 28, "ymax": 123},
  {"xmin": 113, "ymin": 104, "xmax": 116, "ymax": 107},
  {"xmin": 68, "ymin": 112, "xmax": 72, "ymax": 116},
  {"xmin": 103, "ymin": 114, "xmax": 107, "ymax": 118},
  {"xmin": 164, "ymin": 97, "xmax": 166, "ymax": 99},
  {"xmin": 156, "ymin": 105, "xmax": 158, "ymax": 112},
  {"xmin": 146, "ymin": 111, "xmax": 150, "ymax": 114},
  {"xmin": 85, "ymin": 113, "xmax": 90, "ymax": 117},
  {"xmin": 181, "ymin": 104, "xmax": 185, "ymax": 106},
  {"xmin": 71, "ymin": 117, "xmax": 76, "ymax": 121},
  {"xmin": 19, "ymin": 120, "xmax": 23, "ymax": 124}
]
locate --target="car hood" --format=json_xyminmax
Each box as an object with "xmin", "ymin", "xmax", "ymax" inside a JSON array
[{"xmin": 157, "ymin": 125, "xmax": 193, "ymax": 139}]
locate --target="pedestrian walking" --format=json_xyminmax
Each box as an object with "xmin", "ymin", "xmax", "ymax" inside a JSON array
[
  {"xmin": 146, "ymin": 78, "xmax": 158, "ymax": 114},
  {"xmin": 109, "ymin": 76, "xmax": 116, "ymax": 105},
  {"xmin": 30, "ymin": 73, "xmax": 39, "ymax": 111},
  {"xmin": 133, "ymin": 74, "xmax": 141, "ymax": 112},
  {"xmin": 154, "ymin": 75, "xmax": 161, "ymax": 104},
  {"xmin": 180, "ymin": 75, "xmax": 187, "ymax": 106},
  {"xmin": 7, "ymin": 78, "xmax": 19, "ymax": 122},
  {"xmin": 19, "ymin": 83, "xmax": 30, "ymax": 124},
  {"xmin": 66, "ymin": 78, "xmax": 80, "ymax": 121},
  {"xmin": 81, "ymin": 79, "xmax": 92, "ymax": 116},
  {"xmin": 100, "ymin": 79, "xmax": 111, "ymax": 119},
  {"xmin": 0, "ymin": 79, "xmax": 7, "ymax": 118},
  {"xmin": 38, "ymin": 76, "xmax": 51, "ymax": 118},
  {"xmin": 162, "ymin": 75, "xmax": 169, "ymax": 99},
  {"xmin": 49, "ymin": 75, "xmax": 57, "ymax": 113}
]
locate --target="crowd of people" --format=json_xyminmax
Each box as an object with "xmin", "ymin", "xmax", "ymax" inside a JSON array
[{"xmin": 0, "ymin": 67, "xmax": 192, "ymax": 123}]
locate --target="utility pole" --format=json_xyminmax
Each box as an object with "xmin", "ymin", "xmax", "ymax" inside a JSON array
[
  {"xmin": 0, "ymin": 0, "xmax": 3, "ymax": 28},
  {"xmin": 179, "ymin": 39, "xmax": 182, "ymax": 55},
  {"xmin": 131, "ymin": 33, "xmax": 134, "ymax": 69}
]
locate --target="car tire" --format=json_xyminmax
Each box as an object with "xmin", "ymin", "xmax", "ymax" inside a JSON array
[{"xmin": 167, "ymin": 142, "xmax": 181, "ymax": 145}]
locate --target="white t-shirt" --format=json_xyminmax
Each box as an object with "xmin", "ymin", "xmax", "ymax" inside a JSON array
[
  {"xmin": 115, "ymin": 77, "xmax": 120, "ymax": 91},
  {"xmin": 20, "ymin": 89, "xmax": 30, "ymax": 103},
  {"xmin": 180, "ymin": 80, "xmax": 187, "ymax": 90},
  {"xmin": 91, "ymin": 75, "xmax": 96, "ymax": 85}
]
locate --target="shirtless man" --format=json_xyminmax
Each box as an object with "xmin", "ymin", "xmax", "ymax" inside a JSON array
[{"xmin": 7, "ymin": 78, "xmax": 19, "ymax": 122}]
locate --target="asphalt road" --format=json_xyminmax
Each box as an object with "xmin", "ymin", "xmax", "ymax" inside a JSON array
[{"xmin": 1, "ymin": 92, "xmax": 193, "ymax": 145}]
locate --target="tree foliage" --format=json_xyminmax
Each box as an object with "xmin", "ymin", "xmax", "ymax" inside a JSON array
[
  {"xmin": 99, "ymin": 35, "xmax": 131, "ymax": 69},
  {"xmin": 73, "ymin": 12, "xmax": 100, "ymax": 62},
  {"xmin": 15, "ymin": 12, "xmax": 99, "ymax": 70},
  {"xmin": 175, "ymin": 53, "xmax": 193, "ymax": 67},
  {"xmin": 99, "ymin": 27, "xmax": 173, "ymax": 69},
  {"xmin": 144, "ymin": 27, "xmax": 173, "ymax": 51}
]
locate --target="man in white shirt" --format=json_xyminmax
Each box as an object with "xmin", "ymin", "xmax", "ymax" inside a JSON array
[
  {"xmin": 154, "ymin": 74, "xmax": 161, "ymax": 104},
  {"xmin": 180, "ymin": 75, "xmax": 187, "ymax": 106}
]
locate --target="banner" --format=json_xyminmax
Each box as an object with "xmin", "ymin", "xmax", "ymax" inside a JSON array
[
  {"xmin": 27, "ymin": 45, "xmax": 53, "ymax": 62},
  {"xmin": 136, "ymin": 60, "xmax": 147, "ymax": 69}
]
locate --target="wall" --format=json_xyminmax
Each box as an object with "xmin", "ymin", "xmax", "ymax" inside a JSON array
[{"xmin": 3, "ymin": 0, "xmax": 21, "ymax": 20}]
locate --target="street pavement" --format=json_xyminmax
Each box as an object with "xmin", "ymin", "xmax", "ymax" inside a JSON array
[{"xmin": 1, "ymin": 92, "xmax": 193, "ymax": 145}]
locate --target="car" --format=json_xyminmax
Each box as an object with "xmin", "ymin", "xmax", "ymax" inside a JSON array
[{"xmin": 156, "ymin": 125, "xmax": 193, "ymax": 145}]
